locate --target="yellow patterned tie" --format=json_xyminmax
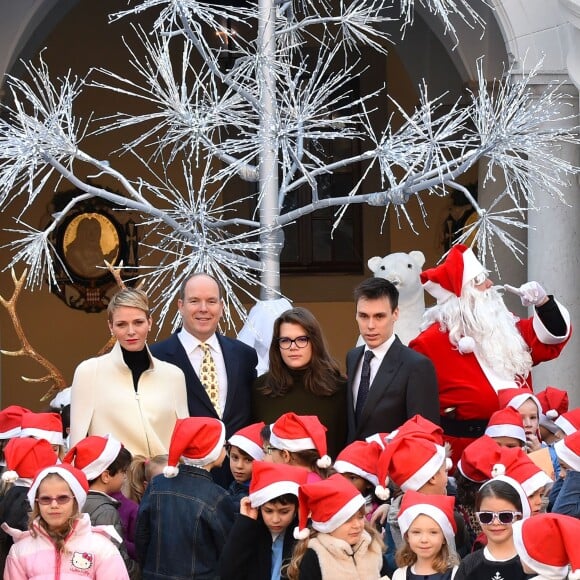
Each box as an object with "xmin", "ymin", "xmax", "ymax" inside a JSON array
[{"xmin": 199, "ymin": 343, "xmax": 220, "ymax": 415}]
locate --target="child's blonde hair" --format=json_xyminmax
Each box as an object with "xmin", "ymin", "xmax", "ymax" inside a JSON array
[
  {"xmin": 396, "ymin": 534, "xmax": 459, "ymax": 573},
  {"xmin": 29, "ymin": 473, "xmax": 81, "ymax": 552},
  {"xmin": 125, "ymin": 454, "xmax": 168, "ymax": 503}
]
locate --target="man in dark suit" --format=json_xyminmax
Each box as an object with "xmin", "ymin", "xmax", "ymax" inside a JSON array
[
  {"xmin": 150, "ymin": 273, "xmax": 258, "ymax": 487},
  {"xmin": 346, "ymin": 277, "xmax": 439, "ymax": 443}
]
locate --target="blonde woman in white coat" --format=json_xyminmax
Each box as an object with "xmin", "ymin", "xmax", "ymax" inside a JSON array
[{"xmin": 70, "ymin": 288, "xmax": 189, "ymax": 457}]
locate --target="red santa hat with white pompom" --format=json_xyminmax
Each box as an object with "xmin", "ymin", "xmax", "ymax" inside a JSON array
[
  {"xmin": 537, "ymin": 386, "xmax": 569, "ymax": 435},
  {"xmin": 270, "ymin": 413, "xmax": 331, "ymax": 468},
  {"xmin": 163, "ymin": 417, "xmax": 226, "ymax": 477},
  {"xmin": 294, "ymin": 474, "xmax": 365, "ymax": 540},
  {"xmin": 420, "ymin": 244, "xmax": 487, "ymax": 353}
]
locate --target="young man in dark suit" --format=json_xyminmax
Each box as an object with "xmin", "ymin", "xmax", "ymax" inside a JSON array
[
  {"xmin": 346, "ymin": 277, "xmax": 439, "ymax": 443},
  {"xmin": 150, "ymin": 273, "xmax": 258, "ymax": 487}
]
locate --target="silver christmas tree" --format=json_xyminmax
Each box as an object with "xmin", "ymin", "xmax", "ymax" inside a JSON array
[{"xmin": 0, "ymin": 0, "xmax": 578, "ymax": 332}]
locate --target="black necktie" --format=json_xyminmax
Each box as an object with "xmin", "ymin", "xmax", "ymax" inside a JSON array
[{"xmin": 355, "ymin": 350, "xmax": 374, "ymax": 423}]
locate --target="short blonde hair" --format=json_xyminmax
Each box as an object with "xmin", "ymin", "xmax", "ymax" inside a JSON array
[{"xmin": 107, "ymin": 288, "xmax": 150, "ymax": 321}]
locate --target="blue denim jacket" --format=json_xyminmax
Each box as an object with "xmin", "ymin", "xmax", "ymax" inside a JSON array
[
  {"xmin": 136, "ymin": 464, "xmax": 235, "ymax": 579},
  {"xmin": 551, "ymin": 469, "xmax": 580, "ymax": 518}
]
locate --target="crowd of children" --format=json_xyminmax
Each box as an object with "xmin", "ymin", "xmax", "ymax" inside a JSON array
[{"xmin": 0, "ymin": 383, "xmax": 580, "ymax": 579}]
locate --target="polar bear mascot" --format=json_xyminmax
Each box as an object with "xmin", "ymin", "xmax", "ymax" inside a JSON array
[{"xmin": 366, "ymin": 250, "xmax": 426, "ymax": 345}]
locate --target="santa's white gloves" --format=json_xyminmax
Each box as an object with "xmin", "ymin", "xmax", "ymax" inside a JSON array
[{"xmin": 505, "ymin": 281, "xmax": 548, "ymax": 307}]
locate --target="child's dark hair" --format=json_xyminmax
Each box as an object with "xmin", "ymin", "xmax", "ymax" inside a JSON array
[
  {"xmin": 261, "ymin": 493, "xmax": 299, "ymax": 509},
  {"xmin": 88, "ymin": 446, "xmax": 132, "ymax": 484},
  {"xmin": 455, "ymin": 470, "xmax": 481, "ymax": 510},
  {"xmin": 260, "ymin": 423, "xmax": 271, "ymax": 446},
  {"xmin": 475, "ymin": 479, "xmax": 523, "ymax": 512},
  {"xmin": 226, "ymin": 443, "xmax": 253, "ymax": 461}
]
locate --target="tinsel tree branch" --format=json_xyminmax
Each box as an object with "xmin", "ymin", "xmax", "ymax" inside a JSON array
[{"xmin": 0, "ymin": 0, "xmax": 578, "ymax": 329}]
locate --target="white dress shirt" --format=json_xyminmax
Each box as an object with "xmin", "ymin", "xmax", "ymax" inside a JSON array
[{"xmin": 352, "ymin": 334, "xmax": 397, "ymax": 408}]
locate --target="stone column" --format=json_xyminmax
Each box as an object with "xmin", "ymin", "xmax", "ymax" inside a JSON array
[{"xmin": 526, "ymin": 81, "xmax": 580, "ymax": 407}]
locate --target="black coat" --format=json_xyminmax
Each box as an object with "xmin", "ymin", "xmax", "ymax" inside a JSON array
[
  {"xmin": 346, "ymin": 337, "xmax": 440, "ymax": 443},
  {"xmin": 219, "ymin": 513, "xmax": 297, "ymax": 580}
]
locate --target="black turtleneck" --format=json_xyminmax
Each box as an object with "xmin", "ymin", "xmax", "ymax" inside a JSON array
[{"xmin": 121, "ymin": 346, "xmax": 151, "ymax": 391}]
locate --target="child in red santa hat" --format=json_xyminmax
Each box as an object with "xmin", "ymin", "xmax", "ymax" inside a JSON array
[
  {"xmin": 220, "ymin": 461, "xmax": 309, "ymax": 580},
  {"xmin": 513, "ymin": 513, "xmax": 580, "ymax": 579},
  {"xmin": 287, "ymin": 474, "xmax": 388, "ymax": 579},
  {"xmin": 226, "ymin": 421, "xmax": 266, "ymax": 511},
  {"xmin": 135, "ymin": 417, "xmax": 234, "ymax": 579},
  {"xmin": 0, "ymin": 438, "xmax": 58, "ymax": 572},
  {"xmin": 456, "ymin": 468, "xmax": 531, "ymax": 579},
  {"xmin": 394, "ymin": 490, "xmax": 459, "ymax": 579},
  {"xmin": 3, "ymin": 464, "xmax": 128, "ymax": 579},
  {"xmin": 550, "ymin": 429, "xmax": 580, "ymax": 518},
  {"xmin": 267, "ymin": 413, "xmax": 332, "ymax": 481}
]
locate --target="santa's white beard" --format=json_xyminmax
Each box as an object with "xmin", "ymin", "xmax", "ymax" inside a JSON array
[{"xmin": 423, "ymin": 285, "xmax": 533, "ymax": 380}]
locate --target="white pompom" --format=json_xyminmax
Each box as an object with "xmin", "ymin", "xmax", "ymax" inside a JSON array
[
  {"xmin": 316, "ymin": 455, "xmax": 332, "ymax": 469},
  {"xmin": 458, "ymin": 336, "xmax": 475, "ymax": 354},
  {"xmin": 491, "ymin": 463, "xmax": 506, "ymax": 477},
  {"xmin": 445, "ymin": 458, "xmax": 453, "ymax": 472},
  {"xmin": 163, "ymin": 465, "xmax": 179, "ymax": 478},
  {"xmin": 1, "ymin": 470, "xmax": 18, "ymax": 484},
  {"xmin": 375, "ymin": 485, "xmax": 390, "ymax": 501},
  {"xmin": 546, "ymin": 409, "xmax": 558, "ymax": 419},
  {"xmin": 293, "ymin": 526, "xmax": 311, "ymax": 540}
]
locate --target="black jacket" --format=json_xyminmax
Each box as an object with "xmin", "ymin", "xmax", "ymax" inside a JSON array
[{"xmin": 219, "ymin": 512, "xmax": 297, "ymax": 580}]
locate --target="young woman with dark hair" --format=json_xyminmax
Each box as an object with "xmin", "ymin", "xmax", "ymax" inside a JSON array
[{"xmin": 252, "ymin": 307, "xmax": 347, "ymax": 458}]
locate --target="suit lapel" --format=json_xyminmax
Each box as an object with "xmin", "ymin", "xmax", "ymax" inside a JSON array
[{"xmin": 218, "ymin": 335, "xmax": 234, "ymax": 421}]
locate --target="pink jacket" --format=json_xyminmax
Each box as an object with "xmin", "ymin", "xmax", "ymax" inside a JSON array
[{"xmin": 3, "ymin": 514, "xmax": 129, "ymax": 579}]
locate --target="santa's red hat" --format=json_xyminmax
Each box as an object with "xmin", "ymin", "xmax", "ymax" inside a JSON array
[
  {"xmin": 501, "ymin": 447, "xmax": 552, "ymax": 496},
  {"xmin": 554, "ymin": 430, "xmax": 580, "ymax": 472},
  {"xmin": 228, "ymin": 421, "xmax": 266, "ymax": 461},
  {"xmin": 390, "ymin": 414, "xmax": 444, "ymax": 446},
  {"xmin": 248, "ymin": 461, "xmax": 309, "ymax": 508},
  {"xmin": 398, "ymin": 490, "xmax": 457, "ymax": 552},
  {"xmin": 497, "ymin": 388, "xmax": 541, "ymax": 416},
  {"xmin": 334, "ymin": 440, "xmax": 382, "ymax": 487},
  {"xmin": 164, "ymin": 417, "xmax": 225, "ymax": 477},
  {"xmin": 555, "ymin": 408, "xmax": 580, "ymax": 436},
  {"xmin": 421, "ymin": 244, "xmax": 486, "ymax": 303},
  {"xmin": 1, "ymin": 438, "xmax": 58, "ymax": 484},
  {"xmin": 28, "ymin": 464, "xmax": 89, "ymax": 510},
  {"xmin": 376, "ymin": 435, "xmax": 448, "ymax": 499},
  {"xmin": 0, "ymin": 405, "xmax": 31, "ymax": 439},
  {"xmin": 294, "ymin": 473, "xmax": 365, "ymax": 539},
  {"xmin": 63, "ymin": 434, "xmax": 122, "ymax": 481},
  {"xmin": 270, "ymin": 413, "xmax": 331, "ymax": 468},
  {"xmin": 457, "ymin": 435, "xmax": 503, "ymax": 482},
  {"xmin": 513, "ymin": 514, "xmax": 580, "ymax": 580},
  {"xmin": 20, "ymin": 412, "xmax": 64, "ymax": 446},
  {"xmin": 484, "ymin": 407, "xmax": 526, "ymax": 445}
]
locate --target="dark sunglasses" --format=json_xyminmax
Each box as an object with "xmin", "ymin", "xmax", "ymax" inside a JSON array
[{"xmin": 476, "ymin": 510, "xmax": 521, "ymax": 525}]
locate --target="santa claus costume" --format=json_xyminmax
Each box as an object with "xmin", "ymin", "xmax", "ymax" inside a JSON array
[{"xmin": 409, "ymin": 244, "xmax": 571, "ymax": 465}]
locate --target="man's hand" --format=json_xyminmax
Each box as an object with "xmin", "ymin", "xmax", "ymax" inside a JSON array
[{"xmin": 504, "ymin": 282, "xmax": 548, "ymax": 307}]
